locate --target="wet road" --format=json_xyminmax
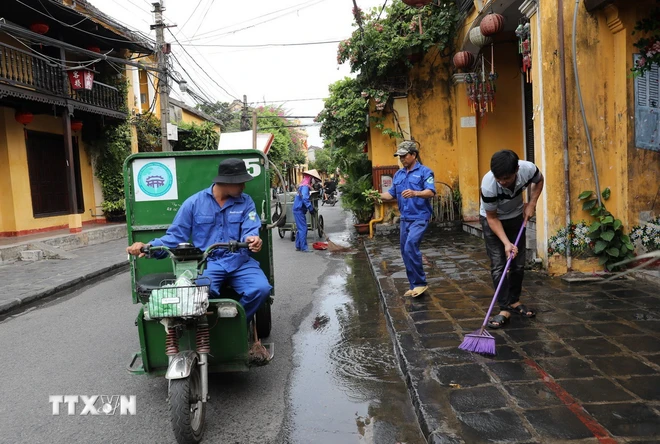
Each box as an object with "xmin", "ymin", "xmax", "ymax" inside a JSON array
[{"xmin": 0, "ymin": 202, "xmax": 423, "ymax": 443}]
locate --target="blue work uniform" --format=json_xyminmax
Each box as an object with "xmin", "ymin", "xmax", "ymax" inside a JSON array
[
  {"xmin": 389, "ymin": 162, "xmax": 436, "ymax": 289},
  {"xmin": 292, "ymin": 184, "xmax": 314, "ymax": 251},
  {"xmin": 149, "ymin": 184, "xmax": 271, "ymax": 320}
]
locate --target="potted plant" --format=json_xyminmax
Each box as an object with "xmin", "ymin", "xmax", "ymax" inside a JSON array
[
  {"xmin": 101, "ymin": 198, "xmax": 126, "ymax": 222},
  {"xmin": 340, "ymin": 174, "xmax": 375, "ymax": 234}
]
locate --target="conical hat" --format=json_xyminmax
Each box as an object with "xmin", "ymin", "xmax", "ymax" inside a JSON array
[{"xmin": 303, "ymin": 169, "xmax": 322, "ymax": 181}]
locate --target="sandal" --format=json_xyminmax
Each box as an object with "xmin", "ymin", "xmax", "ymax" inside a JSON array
[
  {"xmin": 487, "ymin": 314, "xmax": 509, "ymax": 329},
  {"xmin": 507, "ymin": 304, "xmax": 536, "ymax": 318}
]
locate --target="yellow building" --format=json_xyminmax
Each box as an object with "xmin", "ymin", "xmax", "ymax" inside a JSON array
[
  {"xmin": 367, "ymin": 0, "xmax": 659, "ymax": 274},
  {"xmin": 0, "ymin": 0, "xmax": 221, "ymax": 238},
  {"xmin": 0, "ymin": 0, "xmax": 156, "ymax": 237}
]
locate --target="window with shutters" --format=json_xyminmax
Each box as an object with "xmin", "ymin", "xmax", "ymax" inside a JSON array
[{"xmin": 634, "ymin": 54, "xmax": 660, "ymax": 152}]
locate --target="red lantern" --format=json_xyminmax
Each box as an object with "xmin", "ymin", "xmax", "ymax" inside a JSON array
[
  {"xmin": 480, "ymin": 13, "xmax": 505, "ymax": 36},
  {"xmin": 70, "ymin": 120, "xmax": 83, "ymax": 132},
  {"xmin": 29, "ymin": 23, "xmax": 49, "ymax": 34},
  {"xmin": 15, "ymin": 111, "xmax": 33, "ymax": 126},
  {"xmin": 86, "ymin": 46, "xmax": 101, "ymax": 53},
  {"xmin": 402, "ymin": 0, "xmax": 432, "ymax": 7},
  {"xmin": 363, "ymin": 143, "xmax": 369, "ymax": 153},
  {"xmin": 67, "ymin": 69, "xmax": 94, "ymax": 91},
  {"xmin": 453, "ymin": 51, "xmax": 475, "ymax": 70}
]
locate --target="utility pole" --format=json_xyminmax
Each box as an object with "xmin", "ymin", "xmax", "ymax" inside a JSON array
[
  {"xmin": 252, "ymin": 110, "xmax": 257, "ymax": 150},
  {"xmin": 152, "ymin": 1, "xmax": 171, "ymax": 151},
  {"xmin": 240, "ymin": 95, "xmax": 250, "ymax": 131}
]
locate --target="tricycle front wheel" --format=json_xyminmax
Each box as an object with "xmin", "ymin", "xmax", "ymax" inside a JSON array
[{"xmin": 169, "ymin": 366, "xmax": 205, "ymax": 444}]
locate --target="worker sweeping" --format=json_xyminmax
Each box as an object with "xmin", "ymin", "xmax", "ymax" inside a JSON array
[{"xmin": 293, "ymin": 169, "xmax": 322, "ymax": 252}]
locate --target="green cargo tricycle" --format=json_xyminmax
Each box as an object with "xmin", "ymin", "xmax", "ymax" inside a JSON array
[{"xmin": 124, "ymin": 151, "xmax": 275, "ymax": 444}]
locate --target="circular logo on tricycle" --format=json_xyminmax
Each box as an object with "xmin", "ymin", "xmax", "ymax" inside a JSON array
[{"xmin": 137, "ymin": 162, "xmax": 173, "ymax": 197}]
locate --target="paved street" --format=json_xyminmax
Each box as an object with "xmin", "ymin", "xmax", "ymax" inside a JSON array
[{"xmin": 0, "ymin": 203, "xmax": 422, "ymax": 444}]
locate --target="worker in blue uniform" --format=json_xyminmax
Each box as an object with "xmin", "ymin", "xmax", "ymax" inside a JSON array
[
  {"xmin": 126, "ymin": 158, "xmax": 271, "ymax": 321},
  {"xmin": 293, "ymin": 169, "xmax": 322, "ymax": 252},
  {"xmin": 379, "ymin": 141, "xmax": 436, "ymax": 297}
]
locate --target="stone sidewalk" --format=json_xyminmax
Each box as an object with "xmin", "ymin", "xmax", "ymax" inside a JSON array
[
  {"xmin": 365, "ymin": 231, "xmax": 660, "ymax": 443},
  {"xmin": 0, "ymin": 238, "xmax": 128, "ymax": 315}
]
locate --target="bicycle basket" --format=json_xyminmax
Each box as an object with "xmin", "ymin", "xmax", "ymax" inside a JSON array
[{"xmin": 145, "ymin": 281, "xmax": 210, "ymax": 319}]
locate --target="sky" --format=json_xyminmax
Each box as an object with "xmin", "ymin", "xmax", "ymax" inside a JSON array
[{"xmin": 86, "ymin": 0, "xmax": 386, "ymax": 147}]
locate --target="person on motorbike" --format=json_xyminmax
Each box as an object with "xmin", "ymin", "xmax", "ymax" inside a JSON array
[
  {"xmin": 323, "ymin": 177, "xmax": 337, "ymax": 202},
  {"xmin": 126, "ymin": 158, "xmax": 271, "ymax": 321},
  {"xmin": 293, "ymin": 169, "xmax": 322, "ymax": 252}
]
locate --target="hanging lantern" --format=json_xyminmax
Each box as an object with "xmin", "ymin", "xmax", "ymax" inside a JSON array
[
  {"xmin": 29, "ymin": 22, "xmax": 49, "ymax": 34},
  {"xmin": 480, "ymin": 13, "xmax": 505, "ymax": 36},
  {"xmin": 15, "ymin": 111, "xmax": 33, "ymax": 126},
  {"xmin": 453, "ymin": 51, "xmax": 475, "ymax": 70},
  {"xmin": 469, "ymin": 27, "xmax": 493, "ymax": 48},
  {"xmin": 67, "ymin": 68, "xmax": 95, "ymax": 91},
  {"xmin": 70, "ymin": 120, "xmax": 83, "ymax": 132},
  {"xmin": 402, "ymin": 0, "xmax": 432, "ymax": 7},
  {"xmin": 86, "ymin": 46, "xmax": 101, "ymax": 53}
]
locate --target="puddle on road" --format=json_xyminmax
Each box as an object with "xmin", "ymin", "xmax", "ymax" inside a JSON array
[{"xmin": 284, "ymin": 251, "xmax": 425, "ymax": 444}]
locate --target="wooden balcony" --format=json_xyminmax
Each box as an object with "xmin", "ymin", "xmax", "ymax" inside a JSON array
[{"xmin": 0, "ymin": 42, "xmax": 126, "ymax": 117}]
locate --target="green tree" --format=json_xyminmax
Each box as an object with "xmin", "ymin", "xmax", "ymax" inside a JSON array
[
  {"xmin": 172, "ymin": 121, "xmax": 220, "ymax": 151},
  {"xmin": 309, "ymin": 148, "xmax": 333, "ymax": 174},
  {"xmin": 197, "ymin": 101, "xmax": 242, "ymax": 132}
]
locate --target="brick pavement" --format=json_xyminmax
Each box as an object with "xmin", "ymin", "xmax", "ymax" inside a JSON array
[{"xmin": 365, "ymin": 230, "xmax": 660, "ymax": 443}]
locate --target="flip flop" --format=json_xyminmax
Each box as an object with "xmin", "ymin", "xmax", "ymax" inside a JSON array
[
  {"xmin": 410, "ymin": 286, "xmax": 428, "ymax": 298},
  {"xmin": 507, "ymin": 304, "xmax": 536, "ymax": 318},
  {"xmin": 487, "ymin": 314, "xmax": 510, "ymax": 329},
  {"xmin": 404, "ymin": 289, "xmax": 415, "ymax": 297}
]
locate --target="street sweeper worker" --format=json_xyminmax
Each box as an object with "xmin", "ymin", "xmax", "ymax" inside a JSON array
[
  {"xmin": 378, "ymin": 141, "xmax": 436, "ymax": 298},
  {"xmin": 293, "ymin": 169, "xmax": 322, "ymax": 252},
  {"xmin": 480, "ymin": 149, "xmax": 544, "ymax": 329},
  {"xmin": 126, "ymin": 158, "xmax": 272, "ymax": 321}
]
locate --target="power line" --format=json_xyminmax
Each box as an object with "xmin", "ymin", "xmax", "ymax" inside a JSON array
[
  {"xmin": 187, "ymin": 0, "xmax": 321, "ymax": 40},
  {"xmin": 15, "ymin": 0, "xmax": 154, "ymax": 45},
  {"xmin": 181, "ymin": 0, "xmax": 327, "ymax": 43},
  {"xmin": 175, "ymin": 0, "xmax": 203, "ymax": 35},
  {"xmin": 190, "ymin": 0, "xmax": 215, "ymax": 38},
  {"xmin": 249, "ymin": 98, "xmax": 327, "ymax": 104},
  {"xmin": 167, "ymin": 28, "xmax": 240, "ymax": 101},
  {"xmin": 172, "ymin": 39, "xmax": 342, "ymax": 48}
]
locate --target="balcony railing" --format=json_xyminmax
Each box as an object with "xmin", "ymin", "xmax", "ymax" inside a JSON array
[{"xmin": 0, "ymin": 42, "xmax": 125, "ymax": 113}]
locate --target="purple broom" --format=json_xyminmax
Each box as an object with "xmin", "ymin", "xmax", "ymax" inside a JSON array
[{"xmin": 459, "ymin": 221, "xmax": 527, "ymax": 356}]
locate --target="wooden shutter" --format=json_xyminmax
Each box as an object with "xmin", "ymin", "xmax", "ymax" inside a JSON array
[
  {"xmin": 634, "ymin": 55, "xmax": 660, "ymax": 152},
  {"xmin": 523, "ymin": 80, "xmax": 535, "ymax": 163}
]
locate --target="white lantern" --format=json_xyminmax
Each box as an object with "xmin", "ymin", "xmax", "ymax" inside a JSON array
[{"xmin": 469, "ymin": 27, "xmax": 492, "ymax": 48}]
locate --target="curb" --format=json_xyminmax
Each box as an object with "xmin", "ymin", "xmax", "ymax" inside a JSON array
[
  {"xmin": 0, "ymin": 261, "xmax": 129, "ymax": 316},
  {"xmin": 363, "ymin": 242, "xmax": 457, "ymax": 444}
]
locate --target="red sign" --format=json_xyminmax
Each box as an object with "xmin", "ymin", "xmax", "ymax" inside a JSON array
[{"xmin": 68, "ymin": 69, "xmax": 94, "ymax": 91}]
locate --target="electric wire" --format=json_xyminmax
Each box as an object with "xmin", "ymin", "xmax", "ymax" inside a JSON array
[
  {"xmin": 190, "ymin": 0, "xmax": 215, "ymax": 39},
  {"xmin": 175, "ymin": 0, "xmax": 204, "ymax": 36},
  {"xmin": 15, "ymin": 0, "xmax": 155, "ymax": 46},
  {"xmin": 166, "ymin": 28, "xmax": 240, "ymax": 101},
  {"xmin": 181, "ymin": 0, "xmax": 327, "ymax": 43},
  {"xmin": 186, "ymin": 0, "xmax": 322, "ymax": 40},
  {"xmin": 173, "ymin": 39, "xmax": 342, "ymax": 48}
]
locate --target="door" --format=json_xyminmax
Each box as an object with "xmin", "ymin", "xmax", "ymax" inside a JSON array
[{"xmin": 26, "ymin": 130, "xmax": 84, "ymax": 217}]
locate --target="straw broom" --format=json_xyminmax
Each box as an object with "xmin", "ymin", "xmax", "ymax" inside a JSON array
[{"xmin": 459, "ymin": 221, "xmax": 527, "ymax": 356}]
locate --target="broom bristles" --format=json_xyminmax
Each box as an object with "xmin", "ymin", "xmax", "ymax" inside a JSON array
[{"xmin": 459, "ymin": 329, "xmax": 496, "ymax": 356}]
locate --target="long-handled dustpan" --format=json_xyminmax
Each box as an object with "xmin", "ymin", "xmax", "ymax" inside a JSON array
[{"xmin": 459, "ymin": 221, "xmax": 527, "ymax": 356}]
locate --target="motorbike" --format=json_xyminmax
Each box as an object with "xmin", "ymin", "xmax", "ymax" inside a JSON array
[{"xmin": 322, "ymin": 189, "xmax": 338, "ymax": 206}]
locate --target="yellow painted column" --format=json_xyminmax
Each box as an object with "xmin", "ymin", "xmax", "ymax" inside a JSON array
[
  {"xmin": 0, "ymin": 108, "xmax": 17, "ymax": 234},
  {"xmin": 452, "ymin": 74, "xmax": 480, "ymax": 221},
  {"xmin": 604, "ymin": 5, "xmax": 629, "ymax": 228}
]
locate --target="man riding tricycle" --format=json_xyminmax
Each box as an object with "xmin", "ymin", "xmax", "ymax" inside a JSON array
[{"xmin": 124, "ymin": 152, "xmax": 275, "ymax": 444}]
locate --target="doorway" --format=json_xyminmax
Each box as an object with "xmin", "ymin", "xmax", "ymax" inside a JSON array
[{"xmin": 25, "ymin": 130, "xmax": 84, "ymax": 217}]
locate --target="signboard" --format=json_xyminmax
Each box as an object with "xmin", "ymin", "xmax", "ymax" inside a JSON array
[
  {"xmin": 381, "ymin": 175, "xmax": 393, "ymax": 194},
  {"xmin": 133, "ymin": 158, "xmax": 178, "ymax": 202},
  {"xmin": 68, "ymin": 69, "xmax": 94, "ymax": 91}
]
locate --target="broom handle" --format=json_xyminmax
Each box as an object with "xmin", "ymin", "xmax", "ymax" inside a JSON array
[{"xmin": 481, "ymin": 220, "xmax": 527, "ymax": 329}]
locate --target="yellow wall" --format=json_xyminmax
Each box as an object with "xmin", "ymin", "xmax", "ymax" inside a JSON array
[
  {"xmin": 180, "ymin": 109, "xmax": 221, "ymax": 133},
  {"xmin": 0, "ymin": 107, "xmax": 97, "ymax": 235}
]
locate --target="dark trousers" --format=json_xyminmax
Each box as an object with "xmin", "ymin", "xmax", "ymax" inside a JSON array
[{"xmin": 480, "ymin": 215, "xmax": 526, "ymax": 311}]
